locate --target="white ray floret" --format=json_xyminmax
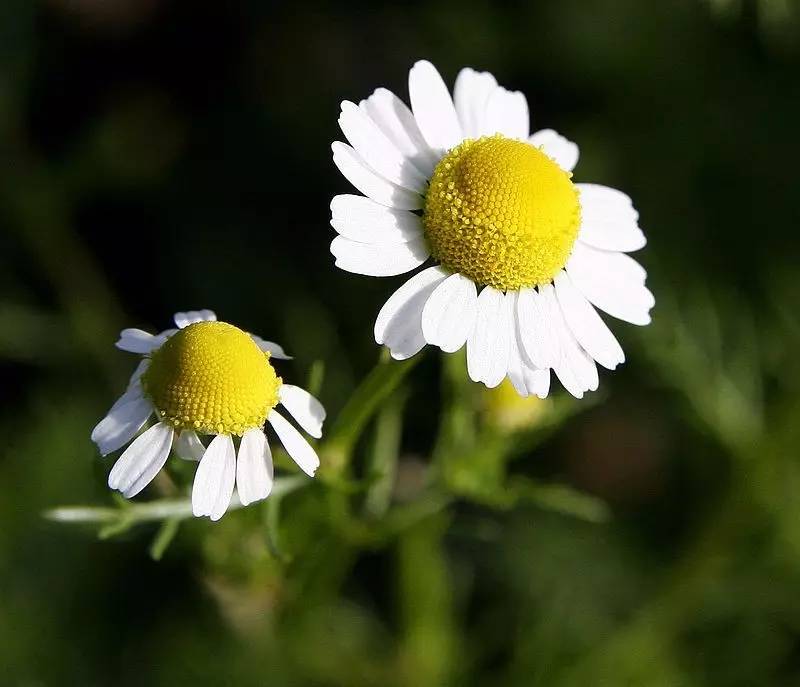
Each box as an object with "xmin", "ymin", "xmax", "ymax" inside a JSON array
[
  {"xmin": 374, "ymin": 266, "xmax": 449, "ymax": 360},
  {"xmin": 467, "ymin": 287, "xmax": 511, "ymax": 388},
  {"xmin": 421, "ymin": 273, "xmax": 478, "ymax": 354},
  {"xmin": 108, "ymin": 422, "xmax": 174, "ymax": 499},
  {"xmin": 236, "ymin": 429, "xmax": 274, "ymax": 507},
  {"xmin": 529, "ymin": 129, "xmax": 579, "ymax": 172}
]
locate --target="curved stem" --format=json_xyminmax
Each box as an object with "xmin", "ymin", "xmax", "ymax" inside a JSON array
[{"xmin": 321, "ymin": 351, "xmax": 422, "ymax": 476}]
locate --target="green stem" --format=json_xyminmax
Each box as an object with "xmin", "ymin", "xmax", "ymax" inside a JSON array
[
  {"xmin": 45, "ymin": 476, "xmax": 307, "ymax": 526},
  {"xmin": 364, "ymin": 389, "xmax": 407, "ymax": 518},
  {"xmin": 321, "ymin": 351, "xmax": 421, "ymax": 475},
  {"xmin": 396, "ymin": 513, "xmax": 458, "ymax": 686}
]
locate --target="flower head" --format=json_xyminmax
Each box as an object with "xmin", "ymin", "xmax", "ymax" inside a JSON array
[
  {"xmin": 91, "ymin": 310, "xmax": 325, "ymax": 520},
  {"xmin": 330, "ymin": 61, "xmax": 654, "ymax": 398}
]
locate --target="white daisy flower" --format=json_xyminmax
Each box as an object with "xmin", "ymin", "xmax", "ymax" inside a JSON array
[
  {"xmin": 91, "ymin": 310, "xmax": 325, "ymax": 521},
  {"xmin": 330, "ymin": 60, "xmax": 654, "ymax": 399}
]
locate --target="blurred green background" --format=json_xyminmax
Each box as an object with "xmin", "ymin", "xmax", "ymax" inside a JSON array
[{"xmin": 3, "ymin": 0, "xmax": 800, "ymax": 685}]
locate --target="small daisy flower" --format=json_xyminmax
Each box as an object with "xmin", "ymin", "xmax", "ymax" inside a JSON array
[
  {"xmin": 91, "ymin": 310, "xmax": 325, "ymax": 521},
  {"xmin": 330, "ymin": 61, "xmax": 654, "ymax": 398}
]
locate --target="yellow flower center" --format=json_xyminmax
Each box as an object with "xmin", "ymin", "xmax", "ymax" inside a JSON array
[
  {"xmin": 423, "ymin": 134, "xmax": 581, "ymax": 290},
  {"xmin": 141, "ymin": 321, "xmax": 281, "ymax": 436}
]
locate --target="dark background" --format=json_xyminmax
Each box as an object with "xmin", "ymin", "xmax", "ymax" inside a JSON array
[{"xmin": 2, "ymin": 0, "xmax": 800, "ymax": 685}]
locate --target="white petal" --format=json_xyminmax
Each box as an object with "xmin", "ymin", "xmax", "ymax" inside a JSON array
[
  {"xmin": 236, "ymin": 429, "xmax": 273, "ymax": 506},
  {"xmin": 360, "ymin": 88, "xmax": 439, "ymax": 177},
  {"xmin": 527, "ymin": 367, "xmax": 551, "ymax": 399},
  {"xmin": 192, "ymin": 434, "xmax": 236, "ymax": 521},
  {"xmin": 539, "ymin": 283, "xmax": 572, "ymax": 365},
  {"xmin": 339, "ymin": 101, "xmax": 428, "ymax": 193},
  {"xmin": 529, "ymin": 129, "xmax": 580, "ymax": 172},
  {"xmin": 506, "ymin": 298, "xmax": 534, "ymax": 397},
  {"xmin": 554, "ymin": 270, "xmax": 625, "ymax": 370},
  {"xmin": 408, "ymin": 60, "xmax": 463, "ymax": 153},
  {"xmin": 279, "ymin": 384, "xmax": 326, "ymax": 439},
  {"xmin": 576, "ymin": 183, "xmax": 633, "ymax": 207},
  {"xmin": 374, "ymin": 266, "xmax": 449, "ymax": 360},
  {"xmin": 582, "ymin": 242, "xmax": 646, "ymax": 282},
  {"xmin": 421, "ymin": 273, "xmax": 478, "ymax": 353},
  {"xmin": 484, "ymin": 87, "xmax": 529, "ymax": 139},
  {"xmin": 566, "ymin": 242, "xmax": 654, "ymax": 325},
  {"xmin": 576, "ymin": 183, "xmax": 645, "ymax": 252},
  {"xmin": 174, "ymin": 430, "xmax": 205, "ymax": 461},
  {"xmin": 330, "ymin": 235, "xmax": 429, "ymax": 277},
  {"xmin": 550, "ymin": 302, "xmax": 599, "ymax": 399},
  {"xmin": 453, "ymin": 67, "xmax": 498, "ymax": 139},
  {"xmin": 467, "ymin": 287, "xmax": 510, "ymax": 388},
  {"xmin": 507, "ymin": 297, "xmax": 551, "ymax": 399},
  {"xmin": 115, "ymin": 329, "xmax": 161, "ymax": 354},
  {"xmin": 249, "ymin": 335, "xmax": 292, "ymax": 360},
  {"xmin": 92, "ymin": 387, "xmax": 153, "ymax": 456},
  {"xmin": 127, "ymin": 359, "xmax": 149, "ymax": 390},
  {"xmin": 330, "ymin": 194, "xmax": 423, "ymax": 244},
  {"xmin": 516, "ymin": 287, "xmax": 559, "ymax": 369},
  {"xmin": 332, "ymin": 142, "xmax": 423, "ymax": 210},
  {"xmin": 108, "ymin": 422, "xmax": 174, "ymax": 498},
  {"xmin": 268, "ymin": 410, "xmax": 320, "ymax": 477},
  {"xmin": 518, "ymin": 363, "xmax": 552, "ymax": 400},
  {"xmin": 174, "ymin": 310, "xmax": 216, "ymax": 329}
]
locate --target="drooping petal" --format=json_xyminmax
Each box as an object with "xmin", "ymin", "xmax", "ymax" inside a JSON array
[
  {"xmin": 360, "ymin": 87, "xmax": 439, "ymax": 177},
  {"xmin": 549, "ymin": 300, "xmax": 599, "ymax": 399},
  {"xmin": 174, "ymin": 310, "xmax": 216, "ymax": 329},
  {"xmin": 516, "ymin": 287, "xmax": 559, "ymax": 369},
  {"xmin": 507, "ymin": 296, "xmax": 551, "ymax": 399},
  {"xmin": 330, "ymin": 235, "xmax": 429, "ymax": 277},
  {"xmin": 527, "ymin": 367, "xmax": 551, "ymax": 399},
  {"xmin": 191, "ymin": 434, "xmax": 236, "ymax": 521},
  {"xmin": 529, "ymin": 129, "xmax": 579, "ymax": 172},
  {"xmin": 466, "ymin": 287, "xmax": 510, "ymax": 388},
  {"xmin": 339, "ymin": 100, "xmax": 428, "ymax": 193},
  {"xmin": 554, "ymin": 270, "xmax": 625, "ymax": 370},
  {"xmin": 332, "ymin": 142, "xmax": 423, "ymax": 210},
  {"xmin": 279, "ymin": 384, "xmax": 326, "ymax": 439},
  {"xmin": 576, "ymin": 183, "xmax": 646, "ymax": 252},
  {"xmin": 541, "ymin": 282, "xmax": 598, "ymax": 398},
  {"xmin": 506, "ymin": 297, "xmax": 533, "ymax": 397},
  {"xmin": 330, "ymin": 194, "xmax": 423, "ymax": 245},
  {"xmin": 566, "ymin": 242, "xmax": 654, "ymax": 325},
  {"xmin": 408, "ymin": 60, "xmax": 463, "ymax": 153},
  {"xmin": 108, "ymin": 422, "xmax": 174, "ymax": 498},
  {"xmin": 374, "ymin": 266, "xmax": 449, "ymax": 360},
  {"xmin": 92, "ymin": 387, "xmax": 153, "ymax": 456},
  {"xmin": 249, "ymin": 335, "xmax": 292, "ymax": 360},
  {"xmin": 236, "ymin": 429, "xmax": 274, "ymax": 507},
  {"xmin": 174, "ymin": 430, "xmax": 205, "ymax": 461},
  {"xmin": 267, "ymin": 410, "xmax": 320, "ymax": 477},
  {"xmin": 421, "ymin": 273, "xmax": 478, "ymax": 353},
  {"xmin": 484, "ymin": 87, "xmax": 529, "ymax": 139},
  {"xmin": 453, "ymin": 67, "xmax": 498, "ymax": 139}
]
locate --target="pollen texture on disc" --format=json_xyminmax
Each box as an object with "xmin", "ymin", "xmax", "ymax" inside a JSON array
[
  {"xmin": 423, "ymin": 134, "xmax": 581, "ymax": 290},
  {"xmin": 142, "ymin": 321, "xmax": 281, "ymax": 436}
]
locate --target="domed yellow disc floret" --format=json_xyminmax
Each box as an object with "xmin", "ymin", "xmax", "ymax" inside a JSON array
[
  {"xmin": 141, "ymin": 321, "xmax": 281, "ymax": 436},
  {"xmin": 423, "ymin": 134, "xmax": 581, "ymax": 291}
]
